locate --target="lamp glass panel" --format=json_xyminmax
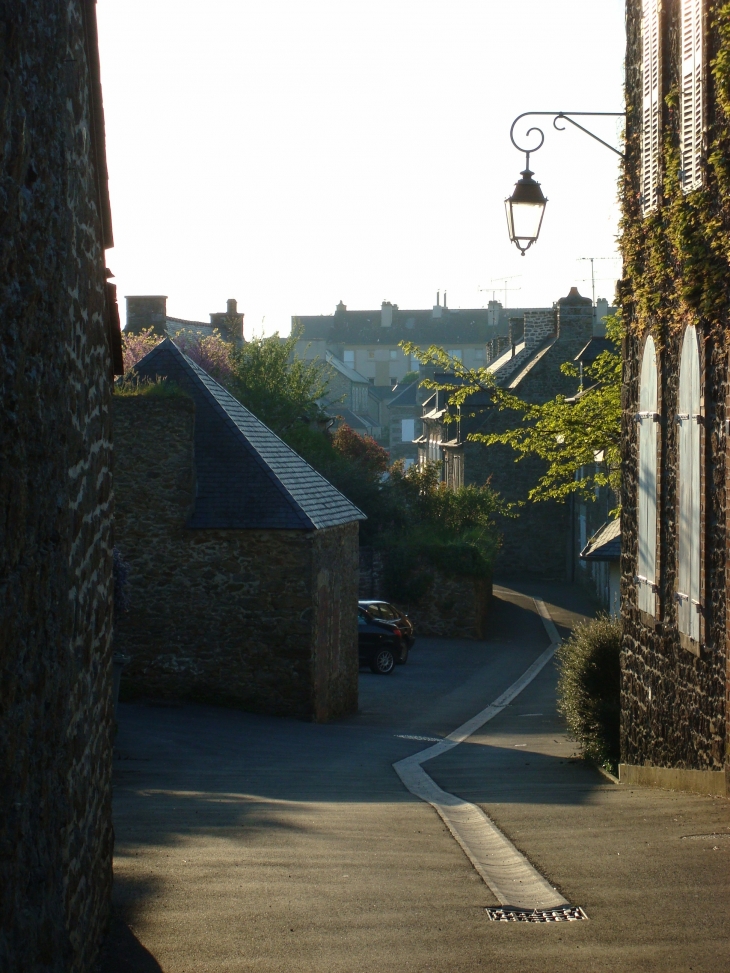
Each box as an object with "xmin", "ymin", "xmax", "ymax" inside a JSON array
[{"xmin": 509, "ymin": 199, "xmax": 545, "ymax": 241}]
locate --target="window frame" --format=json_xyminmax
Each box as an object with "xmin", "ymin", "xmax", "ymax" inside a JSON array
[
  {"xmin": 675, "ymin": 323, "xmax": 704, "ymax": 654},
  {"xmin": 636, "ymin": 334, "xmax": 660, "ymax": 620}
]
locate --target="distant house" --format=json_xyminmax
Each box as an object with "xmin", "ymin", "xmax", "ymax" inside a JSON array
[
  {"xmin": 320, "ymin": 352, "xmax": 381, "ymax": 439},
  {"xmin": 125, "ymin": 294, "xmax": 246, "ymax": 346},
  {"xmin": 292, "ymin": 295, "xmax": 547, "ymax": 388},
  {"xmin": 113, "ymin": 339, "xmax": 365, "ymax": 721},
  {"xmin": 387, "ymin": 380, "xmax": 421, "ymax": 466},
  {"xmin": 580, "ymin": 519, "xmax": 621, "ymax": 618},
  {"xmin": 412, "ymin": 287, "xmax": 616, "ymax": 580}
]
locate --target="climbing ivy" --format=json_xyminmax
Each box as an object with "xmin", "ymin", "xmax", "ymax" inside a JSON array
[{"xmin": 620, "ymin": 3, "xmax": 730, "ymax": 339}]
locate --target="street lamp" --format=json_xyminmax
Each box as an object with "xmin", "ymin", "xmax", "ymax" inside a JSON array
[
  {"xmin": 505, "ymin": 163, "xmax": 547, "ymax": 256},
  {"xmin": 505, "ymin": 111, "xmax": 625, "ymax": 256}
]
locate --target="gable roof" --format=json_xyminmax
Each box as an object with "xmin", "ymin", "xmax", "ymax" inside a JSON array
[
  {"xmin": 389, "ymin": 380, "xmax": 419, "ymax": 407},
  {"xmin": 324, "ymin": 352, "xmax": 370, "ymax": 385},
  {"xmin": 580, "ymin": 519, "xmax": 621, "ymax": 561},
  {"xmin": 131, "ymin": 339, "xmax": 365, "ymax": 530}
]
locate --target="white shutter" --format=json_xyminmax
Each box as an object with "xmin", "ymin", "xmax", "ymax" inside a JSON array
[
  {"xmin": 637, "ymin": 336, "xmax": 658, "ymax": 615},
  {"xmin": 677, "ymin": 326, "xmax": 701, "ymax": 642},
  {"xmin": 641, "ymin": 0, "xmax": 661, "ymax": 213},
  {"xmin": 681, "ymin": 0, "xmax": 704, "ymax": 191}
]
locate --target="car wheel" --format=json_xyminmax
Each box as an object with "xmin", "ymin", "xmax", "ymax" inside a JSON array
[
  {"xmin": 397, "ymin": 644, "xmax": 409, "ymax": 665},
  {"xmin": 370, "ymin": 648, "xmax": 395, "ymax": 674}
]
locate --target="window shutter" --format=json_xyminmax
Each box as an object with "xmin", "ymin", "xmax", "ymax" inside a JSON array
[
  {"xmin": 677, "ymin": 326, "xmax": 701, "ymax": 642},
  {"xmin": 681, "ymin": 0, "xmax": 704, "ymax": 191},
  {"xmin": 637, "ymin": 337, "xmax": 658, "ymax": 615},
  {"xmin": 641, "ymin": 0, "xmax": 661, "ymax": 213}
]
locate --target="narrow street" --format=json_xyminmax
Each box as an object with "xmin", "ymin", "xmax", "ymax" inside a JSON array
[{"xmin": 105, "ymin": 586, "xmax": 730, "ymax": 973}]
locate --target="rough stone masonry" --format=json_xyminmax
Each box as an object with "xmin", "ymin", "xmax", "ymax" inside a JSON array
[{"xmin": 0, "ymin": 3, "xmax": 119, "ymax": 971}]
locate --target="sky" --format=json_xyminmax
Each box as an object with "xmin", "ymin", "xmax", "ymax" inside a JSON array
[{"xmin": 96, "ymin": 0, "xmax": 626, "ymax": 337}]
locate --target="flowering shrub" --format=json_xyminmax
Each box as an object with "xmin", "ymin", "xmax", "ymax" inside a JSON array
[
  {"xmin": 121, "ymin": 327, "xmax": 163, "ymax": 372},
  {"xmin": 174, "ymin": 330, "xmax": 236, "ymax": 386}
]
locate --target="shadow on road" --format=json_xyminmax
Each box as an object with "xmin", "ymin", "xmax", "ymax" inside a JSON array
[{"xmin": 96, "ymin": 909, "xmax": 164, "ymax": 973}]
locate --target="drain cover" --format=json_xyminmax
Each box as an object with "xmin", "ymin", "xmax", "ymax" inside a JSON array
[{"xmin": 486, "ymin": 906, "xmax": 587, "ymax": 922}]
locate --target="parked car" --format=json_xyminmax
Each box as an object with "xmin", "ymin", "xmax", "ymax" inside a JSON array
[
  {"xmin": 358, "ymin": 600, "xmax": 415, "ymax": 648},
  {"xmin": 357, "ymin": 607, "xmax": 408, "ymax": 674}
]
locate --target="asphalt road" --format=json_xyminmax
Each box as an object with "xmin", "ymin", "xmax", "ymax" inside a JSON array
[{"xmin": 101, "ymin": 584, "xmax": 730, "ymax": 973}]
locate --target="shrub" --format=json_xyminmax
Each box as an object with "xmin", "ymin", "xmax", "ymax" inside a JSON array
[
  {"xmin": 556, "ymin": 614, "xmax": 621, "ymax": 772},
  {"xmin": 114, "ymin": 375, "xmax": 186, "ymax": 398}
]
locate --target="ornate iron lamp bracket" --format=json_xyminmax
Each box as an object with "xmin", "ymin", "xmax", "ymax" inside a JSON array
[{"xmin": 510, "ymin": 111, "xmax": 626, "ymax": 168}]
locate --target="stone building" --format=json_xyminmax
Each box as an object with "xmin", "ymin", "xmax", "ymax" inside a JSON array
[
  {"xmin": 125, "ymin": 294, "xmax": 246, "ymax": 345},
  {"xmin": 0, "ymin": 3, "xmax": 122, "ymax": 971},
  {"xmin": 114, "ymin": 339, "xmax": 365, "ymax": 721},
  {"xmin": 320, "ymin": 352, "xmax": 382, "ymax": 439},
  {"xmin": 619, "ymin": 0, "xmax": 729, "ymax": 796},
  {"xmin": 414, "ymin": 287, "xmax": 612, "ymax": 579},
  {"xmin": 293, "ymin": 295, "xmax": 553, "ymax": 388}
]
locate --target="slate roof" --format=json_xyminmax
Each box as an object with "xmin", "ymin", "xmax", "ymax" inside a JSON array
[
  {"xmin": 131, "ymin": 339, "xmax": 365, "ymax": 530},
  {"xmin": 580, "ymin": 518, "xmax": 621, "ymax": 561},
  {"xmin": 324, "ymin": 352, "xmax": 370, "ymax": 384},
  {"xmin": 389, "ymin": 381, "xmax": 419, "ymax": 408},
  {"xmin": 574, "ymin": 337, "xmax": 617, "ymax": 365},
  {"xmin": 293, "ymin": 306, "xmax": 535, "ymax": 345}
]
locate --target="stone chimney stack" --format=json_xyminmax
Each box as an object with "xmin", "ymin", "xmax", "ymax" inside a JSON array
[
  {"xmin": 381, "ymin": 301, "xmax": 394, "ymax": 328},
  {"xmin": 556, "ymin": 287, "xmax": 593, "ymax": 350},
  {"xmin": 210, "ymin": 298, "xmax": 245, "ymax": 345},
  {"xmin": 125, "ymin": 295, "xmax": 168, "ymax": 336},
  {"xmin": 523, "ymin": 309, "xmax": 556, "ymax": 349}
]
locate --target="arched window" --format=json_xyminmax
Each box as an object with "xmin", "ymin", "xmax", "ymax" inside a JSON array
[
  {"xmin": 677, "ymin": 325, "xmax": 701, "ymax": 646},
  {"xmin": 637, "ymin": 336, "xmax": 658, "ymax": 615}
]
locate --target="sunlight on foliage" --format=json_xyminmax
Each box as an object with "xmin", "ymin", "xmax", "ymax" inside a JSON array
[{"xmin": 401, "ymin": 313, "xmax": 623, "ymax": 506}]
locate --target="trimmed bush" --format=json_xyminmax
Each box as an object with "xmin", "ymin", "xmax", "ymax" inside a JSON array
[{"xmin": 556, "ymin": 614, "xmax": 621, "ymax": 772}]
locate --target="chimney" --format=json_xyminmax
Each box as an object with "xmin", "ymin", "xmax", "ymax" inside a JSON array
[
  {"xmin": 443, "ymin": 291, "xmax": 447, "ymax": 309},
  {"xmin": 335, "ymin": 300, "xmax": 347, "ymax": 315},
  {"xmin": 594, "ymin": 297, "xmax": 609, "ymax": 336},
  {"xmin": 381, "ymin": 301, "xmax": 393, "ymax": 328},
  {"xmin": 432, "ymin": 290, "xmax": 442, "ymax": 319},
  {"xmin": 210, "ymin": 298, "xmax": 245, "ymax": 344},
  {"xmin": 556, "ymin": 286, "xmax": 593, "ymax": 347},
  {"xmin": 124, "ymin": 295, "xmax": 168, "ymax": 336},
  {"xmin": 523, "ymin": 309, "xmax": 556, "ymax": 349}
]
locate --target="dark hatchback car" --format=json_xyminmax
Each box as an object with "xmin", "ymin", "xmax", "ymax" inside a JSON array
[
  {"xmin": 358, "ymin": 600, "xmax": 415, "ymax": 647},
  {"xmin": 357, "ymin": 607, "xmax": 408, "ymax": 674}
]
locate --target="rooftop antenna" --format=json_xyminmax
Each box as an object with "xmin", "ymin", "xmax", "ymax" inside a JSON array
[
  {"xmin": 479, "ymin": 275, "xmax": 521, "ymax": 308},
  {"xmin": 577, "ymin": 257, "xmax": 621, "ymax": 326}
]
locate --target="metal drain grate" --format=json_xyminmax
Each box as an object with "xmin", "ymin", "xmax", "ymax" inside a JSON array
[{"xmin": 486, "ymin": 906, "xmax": 588, "ymax": 922}]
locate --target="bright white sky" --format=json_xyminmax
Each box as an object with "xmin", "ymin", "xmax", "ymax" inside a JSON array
[{"xmin": 97, "ymin": 0, "xmax": 625, "ymax": 337}]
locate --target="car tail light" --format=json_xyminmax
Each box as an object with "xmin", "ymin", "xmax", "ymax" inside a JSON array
[{"xmin": 392, "ymin": 627, "xmax": 402, "ymax": 637}]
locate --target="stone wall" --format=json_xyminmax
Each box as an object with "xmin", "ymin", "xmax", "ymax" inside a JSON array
[
  {"xmin": 0, "ymin": 3, "xmax": 115, "ymax": 971},
  {"xmin": 359, "ymin": 548, "xmax": 492, "ymax": 639},
  {"xmin": 619, "ymin": 0, "xmax": 728, "ymax": 791},
  {"xmin": 620, "ymin": 328, "xmax": 727, "ymax": 776},
  {"xmin": 113, "ymin": 396, "xmax": 359, "ymax": 721}
]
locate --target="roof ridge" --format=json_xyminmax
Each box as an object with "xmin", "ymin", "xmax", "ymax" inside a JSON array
[{"xmin": 152, "ymin": 339, "xmax": 364, "ymax": 528}]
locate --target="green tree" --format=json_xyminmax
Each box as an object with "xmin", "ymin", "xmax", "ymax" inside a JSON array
[
  {"xmin": 228, "ymin": 329, "xmax": 330, "ymax": 435},
  {"xmin": 401, "ymin": 314, "xmax": 622, "ymax": 504}
]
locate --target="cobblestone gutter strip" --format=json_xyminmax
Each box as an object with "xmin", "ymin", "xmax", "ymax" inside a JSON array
[{"xmin": 393, "ymin": 598, "xmax": 573, "ymax": 913}]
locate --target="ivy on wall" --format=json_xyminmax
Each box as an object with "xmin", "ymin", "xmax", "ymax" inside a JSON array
[{"xmin": 620, "ymin": 2, "xmax": 730, "ymax": 338}]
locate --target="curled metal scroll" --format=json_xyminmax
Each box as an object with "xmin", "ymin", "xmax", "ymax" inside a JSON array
[{"xmin": 510, "ymin": 111, "xmax": 625, "ymax": 164}]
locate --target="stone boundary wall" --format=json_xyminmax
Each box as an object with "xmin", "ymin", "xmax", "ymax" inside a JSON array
[
  {"xmin": 113, "ymin": 397, "xmax": 358, "ymax": 721},
  {"xmin": 0, "ymin": 4, "xmax": 115, "ymax": 971},
  {"xmin": 359, "ymin": 548, "xmax": 492, "ymax": 639}
]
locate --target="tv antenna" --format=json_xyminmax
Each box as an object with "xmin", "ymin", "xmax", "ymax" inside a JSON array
[
  {"xmin": 480, "ymin": 275, "xmax": 522, "ymax": 308},
  {"xmin": 577, "ymin": 257, "xmax": 620, "ymax": 307}
]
